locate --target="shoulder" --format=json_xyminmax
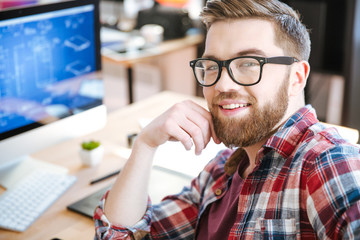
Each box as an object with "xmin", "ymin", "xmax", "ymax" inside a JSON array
[
  {"xmin": 298, "ymin": 125, "xmax": 360, "ymax": 237},
  {"xmin": 295, "ymin": 122, "xmax": 358, "ymax": 157},
  {"xmin": 297, "ymin": 122, "xmax": 360, "ymax": 178}
]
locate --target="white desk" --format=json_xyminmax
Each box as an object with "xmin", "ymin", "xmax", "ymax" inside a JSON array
[{"xmin": 0, "ymin": 91, "xmax": 208, "ymax": 240}]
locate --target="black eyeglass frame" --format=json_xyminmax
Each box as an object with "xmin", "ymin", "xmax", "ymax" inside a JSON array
[{"xmin": 189, "ymin": 56, "xmax": 299, "ymax": 87}]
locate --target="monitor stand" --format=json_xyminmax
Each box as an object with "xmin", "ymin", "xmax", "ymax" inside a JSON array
[{"xmin": 0, "ymin": 156, "xmax": 68, "ymax": 190}]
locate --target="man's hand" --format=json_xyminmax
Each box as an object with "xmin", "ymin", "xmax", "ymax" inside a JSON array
[
  {"xmin": 104, "ymin": 100, "xmax": 220, "ymax": 226},
  {"xmin": 137, "ymin": 100, "xmax": 220, "ymax": 155}
]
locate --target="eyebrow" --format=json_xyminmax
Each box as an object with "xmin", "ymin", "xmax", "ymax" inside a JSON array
[{"xmin": 202, "ymin": 48, "xmax": 267, "ymax": 59}]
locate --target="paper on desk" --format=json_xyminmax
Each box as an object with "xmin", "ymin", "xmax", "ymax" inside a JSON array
[
  {"xmin": 153, "ymin": 140, "xmax": 226, "ymax": 178},
  {"xmin": 137, "ymin": 118, "xmax": 227, "ymax": 178},
  {"xmin": 114, "ymin": 140, "xmax": 226, "ymax": 179}
]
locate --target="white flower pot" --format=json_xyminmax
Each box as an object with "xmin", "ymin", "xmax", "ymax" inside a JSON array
[{"xmin": 79, "ymin": 145, "xmax": 104, "ymax": 167}]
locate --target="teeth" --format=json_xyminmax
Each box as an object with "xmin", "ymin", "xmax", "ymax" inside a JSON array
[{"xmin": 222, "ymin": 103, "xmax": 249, "ymax": 109}]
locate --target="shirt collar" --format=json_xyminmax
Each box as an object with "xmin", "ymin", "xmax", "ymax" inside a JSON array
[{"xmin": 263, "ymin": 105, "xmax": 319, "ymax": 158}]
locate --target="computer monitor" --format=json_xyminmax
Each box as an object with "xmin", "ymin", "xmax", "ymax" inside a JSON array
[{"xmin": 0, "ymin": 0, "xmax": 106, "ymax": 177}]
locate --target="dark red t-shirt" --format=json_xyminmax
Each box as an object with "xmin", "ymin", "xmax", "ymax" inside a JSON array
[{"xmin": 196, "ymin": 159, "xmax": 248, "ymax": 239}]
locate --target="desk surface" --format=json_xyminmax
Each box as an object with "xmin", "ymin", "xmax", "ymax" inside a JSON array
[{"xmin": 0, "ymin": 91, "xmax": 206, "ymax": 240}]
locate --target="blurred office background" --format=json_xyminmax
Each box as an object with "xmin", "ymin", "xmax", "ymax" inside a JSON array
[
  {"xmin": 99, "ymin": 0, "xmax": 360, "ymax": 133},
  {"xmin": 1, "ymin": 0, "xmax": 359, "ymax": 132}
]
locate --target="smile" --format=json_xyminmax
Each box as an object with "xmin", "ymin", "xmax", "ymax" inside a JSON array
[{"xmin": 221, "ymin": 103, "xmax": 251, "ymax": 110}]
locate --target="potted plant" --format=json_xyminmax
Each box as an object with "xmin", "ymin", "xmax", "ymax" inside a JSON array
[{"xmin": 79, "ymin": 140, "xmax": 104, "ymax": 166}]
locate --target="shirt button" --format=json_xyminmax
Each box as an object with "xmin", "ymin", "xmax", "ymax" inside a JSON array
[{"xmin": 215, "ymin": 189, "xmax": 222, "ymax": 196}]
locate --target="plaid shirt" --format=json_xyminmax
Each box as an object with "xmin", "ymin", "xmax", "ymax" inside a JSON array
[{"xmin": 94, "ymin": 105, "xmax": 360, "ymax": 239}]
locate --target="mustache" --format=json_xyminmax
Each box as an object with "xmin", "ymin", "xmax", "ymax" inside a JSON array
[{"xmin": 211, "ymin": 92, "xmax": 256, "ymax": 105}]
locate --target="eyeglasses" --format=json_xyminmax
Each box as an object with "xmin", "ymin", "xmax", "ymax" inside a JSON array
[{"xmin": 189, "ymin": 56, "xmax": 299, "ymax": 87}]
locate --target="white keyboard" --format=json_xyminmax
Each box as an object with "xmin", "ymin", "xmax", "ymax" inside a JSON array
[{"xmin": 0, "ymin": 170, "xmax": 76, "ymax": 232}]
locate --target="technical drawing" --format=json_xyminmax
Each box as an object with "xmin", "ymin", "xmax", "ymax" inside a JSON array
[
  {"xmin": 0, "ymin": 47, "xmax": 6, "ymax": 76},
  {"xmin": 37, "ymin": 20, "xmax": 53, "ymax": 34},
  {"xmin": 13, "ymin": 43, "xmax": 26, "ymax": 96},
  {"xmin": 65, "ymin": 15, "xmax": 85, "ymax": 29},
  {"xmin": 0, "ymin": 112, "xmax": 5, "ymax": 128},
  {"xmin": 31, "ymin": 37, "xmax": 55, "ymax": 88},
  {"xmin": 53, "ymin": 37, "xmax": 61, "ymax": 45},
  {"xmin": 0, "ymin": 47, "xmax": 13, "ymax": 97},
  {"xmin": 24, "ymin": 27, "xmax": 36, "ymax": 36},
  {"xmin": 65, "ymin": 61, "xmax": 91, "ymax": 76},
  {"xmin": 0, "ymin": 49, "xmax": 8, "ymax": 94},
  {"xmin": 0, "ymin": 6, "xmax": 96, "ymax": 107},
  {"xmin": 64, "ymin": 35, "xmax": 90, "ymax": 51},
  {"xmin": 3, "ymin": 23, "xmax": 23, "ymax": 37}
]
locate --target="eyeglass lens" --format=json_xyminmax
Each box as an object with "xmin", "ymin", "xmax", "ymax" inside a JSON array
[{"xmin": 194, "ymin": 58, "xmax": 261, "ymax": 86}]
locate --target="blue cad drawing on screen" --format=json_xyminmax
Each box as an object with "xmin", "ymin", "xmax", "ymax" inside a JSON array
[{"xmin": 0, "ymin": 4, "xmax": 98, "ymax": 135}]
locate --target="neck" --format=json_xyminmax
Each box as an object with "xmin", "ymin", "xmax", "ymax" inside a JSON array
[
  {"xmin": 240, "ymin": 142, "xmax": 264, "ymax": 179},
  {"xmin": 243, "ymin": 140, "xmax": 266, "ymax": 164}
]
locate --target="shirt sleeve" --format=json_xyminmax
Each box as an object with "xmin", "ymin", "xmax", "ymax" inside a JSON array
[
  {"xmin": 93, "ymin": 183, "xmax": 202, "ymax": 240},
  {"xmin": 93, "ymin": 149, "xmax": 231, "ymax": 240},
  {"xmin": 306, "ymin": 144, "xmax": 360, "ymax": 239},
  {"xmin": 94, "ymin": 190, "xmax": 152, "ymax": 240}
]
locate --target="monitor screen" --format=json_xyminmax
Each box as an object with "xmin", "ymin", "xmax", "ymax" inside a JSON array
[{"xmin": 0, "ymin": 0, "xmax": 106, "ymax": 170}]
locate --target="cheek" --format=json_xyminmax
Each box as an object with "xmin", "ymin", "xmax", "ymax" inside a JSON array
[
  {"xmin": 257, "ymin": 69, "xmax": 289, "ymax": 100},
  {"xmin": 203, "ymin": 87, "xmax": 217, "ymax": 113},
  {"xmin": 250, "ymin": 85, "xmax": 279, "ymax": 108},
  {"xmin": 203, "ymin": 87, "xmax": 214, "ymax": 102}
]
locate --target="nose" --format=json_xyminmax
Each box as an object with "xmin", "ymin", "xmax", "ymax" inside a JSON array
[{"xmin": 214, "ymin": 67, "xmax": 243, "ymax": 92}]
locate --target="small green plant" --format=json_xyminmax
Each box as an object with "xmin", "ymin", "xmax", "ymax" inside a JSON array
[{"xmin": 81, "ymin": 140, "xmax": 101, "ymax": 151}]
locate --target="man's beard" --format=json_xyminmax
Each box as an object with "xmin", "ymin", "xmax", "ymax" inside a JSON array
[{"xmin": 210, "ymin": 78, "xmax": 289, "ymax": 149}]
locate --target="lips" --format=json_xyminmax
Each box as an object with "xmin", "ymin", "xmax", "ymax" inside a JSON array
[
  {"xmin": 212, "ymin": 93, "xmax": 254, "ymax": 116},
  {"xmin": 215, "ymin": 101, "xmax": 252, "ymax": 117},
  {"xmin": 221, "ymin": 103, "xmax": 251, "ymax": 110}
]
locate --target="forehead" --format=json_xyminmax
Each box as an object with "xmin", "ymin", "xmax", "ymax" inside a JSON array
[{"xmin": 204, "ymin": 19, "xmax": 284, "ymax": 59}]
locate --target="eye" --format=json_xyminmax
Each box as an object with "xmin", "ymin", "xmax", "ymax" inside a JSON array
[
  {"xmin": 233, "ymin": 58, "xmax": 259, "ymax": 69},
  {"xmin": 200, "ymin": 61, "xmax": 218, "ymax": 72},
  {"xmin": 242, "ymin": 61, "xmax": 258, "ymax": 67},
  {"xmin": 207, "ymin": 64, "xmax": 218, "ymax": 71}
]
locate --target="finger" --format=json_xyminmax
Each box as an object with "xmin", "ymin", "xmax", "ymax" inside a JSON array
[
  {"xmin": 165, "ymin": 121, "xmax": 193, "ymax": 151},
  {"xmin": 179, "ymin": 119, "xmax": 205, "ymax": 155},
  {"xmin": 183, "ymin": 113, "xmax": 210, "ymax": 153},
  {"xmin": 163, "ymin": 104, "xmax": 206, "ymax": 154},
  {"xmin": 170, "ymin": 102, "xmax": 209, "ymax": 153},
  {"xmin": 183, "ymin": 100, "xmax": 221, "ymax": 145},
  {"xmin": 164, "ymin": 111, "xmax": 205, "ymax": 153},
  {"xmin": 153, "ymin": 101, "xmax": 218, "ymax": 153}
]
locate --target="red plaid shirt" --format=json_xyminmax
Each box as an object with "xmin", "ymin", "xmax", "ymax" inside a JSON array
[{"xmin": 94, "ymin": 105, "xmax": 360, "ymax": 239}]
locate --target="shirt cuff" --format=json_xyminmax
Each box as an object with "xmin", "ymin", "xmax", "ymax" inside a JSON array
[{"xmin": 94, "ymin": 190, "xmax": 152, "ymax": 239}]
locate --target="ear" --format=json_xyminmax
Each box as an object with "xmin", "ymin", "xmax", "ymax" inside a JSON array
[{"xmin": 289, "ymin": 60, "xmax": 310, "ymax": 97}]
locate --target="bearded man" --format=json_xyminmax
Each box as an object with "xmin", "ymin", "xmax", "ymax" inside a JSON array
[{"xmin": 95, "ymin": 0, "xmax": 360, "ymax": 239}]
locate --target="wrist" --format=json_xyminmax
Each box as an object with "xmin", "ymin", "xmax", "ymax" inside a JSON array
[{"xmin": 132, "ymin": 134, "xmax": 158, "ymax": 155}]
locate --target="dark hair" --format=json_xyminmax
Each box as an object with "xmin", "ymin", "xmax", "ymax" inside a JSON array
[{"xmin": 200, "ymin": 0, "xmax": 311, "ymax": 61}]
